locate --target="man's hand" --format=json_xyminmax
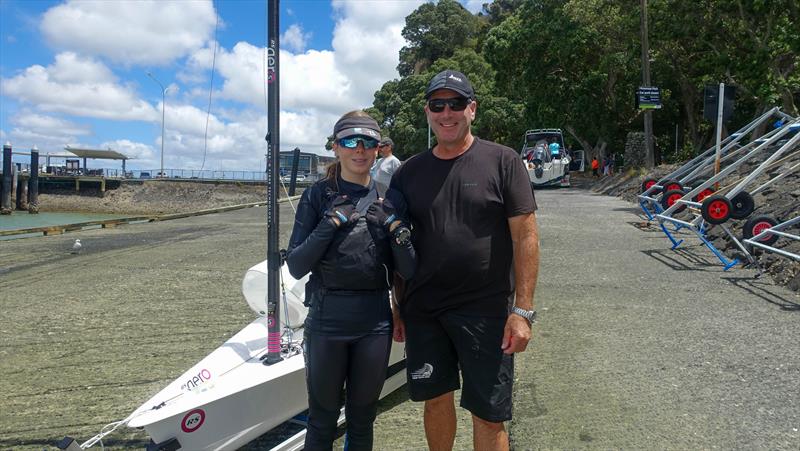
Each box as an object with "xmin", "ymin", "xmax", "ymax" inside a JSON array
[
  {"xmin": 501, "ymin": 314, "xmax": 532, "ymax": 354},
  {"xmin": 392, "ymin": 311, "xmax": 406, "ymax": 342}
]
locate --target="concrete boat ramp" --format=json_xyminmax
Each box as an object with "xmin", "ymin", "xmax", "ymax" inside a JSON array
[{"xmin": 0, "ymin": 189, "xmax": 797, "ymax": 450}]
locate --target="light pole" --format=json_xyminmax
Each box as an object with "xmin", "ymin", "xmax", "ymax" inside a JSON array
[{"xmin": 147, "ymin": 72, "xmax": 167, "ymax": 177}]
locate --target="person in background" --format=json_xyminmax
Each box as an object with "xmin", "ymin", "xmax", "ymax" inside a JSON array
[
  {"xmin": 549, "ymin": 140, "xmax": 561, "ymax": 158},
  {"xmin": 286, "ymin": 110, "xmax": 416, "ymax": 450},
  {"xmin": 591, "ymin": 156, "xmax": 600, "ymax": 177},
  {"xmin": 372, "ymin": 138, "xmax": 402, "ymax": 187},
  {"xmin": 390, "ymin": 70, "xmax": 539, "ymax": 451}
]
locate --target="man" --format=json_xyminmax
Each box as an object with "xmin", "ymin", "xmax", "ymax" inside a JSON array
[
  {"xmin": 389, "ymin": 70, "xmax": 539, "ymax": 451},
  {"xmin": 372, "ymin": 137, "xmax": 402, "ymax": 187}
]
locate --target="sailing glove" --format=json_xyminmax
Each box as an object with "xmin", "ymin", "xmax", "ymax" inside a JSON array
[
  {"xmin": 325, "ymin": 195, "xmax": 358, "ymax": 227},
  {"xmin": 366, "ymin": 198, "xmax": 399, "ymax": 231}
]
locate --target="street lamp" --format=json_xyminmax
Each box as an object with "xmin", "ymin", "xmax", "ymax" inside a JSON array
[{"xmin": 147, "ymin": 72, "xmax": 168, "ymax": 178}]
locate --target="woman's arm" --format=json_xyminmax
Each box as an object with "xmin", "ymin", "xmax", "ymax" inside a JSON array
[{"xmin": 285, "ymin": 190, "xmax": 338, "ymax": 279}]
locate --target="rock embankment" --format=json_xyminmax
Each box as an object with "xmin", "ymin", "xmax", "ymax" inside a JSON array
[
  {"xmin": 583, "ymin": 158, "xmax": 800, "ymax": 292},
  {"xmin": 36, "ymin": 181, "xmax": 276, "ymax": 215}
]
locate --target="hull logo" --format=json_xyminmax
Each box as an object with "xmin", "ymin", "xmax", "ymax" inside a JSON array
[{"xmin": 181, "ymin": 408, "xmax": 206, "ymax": 433}]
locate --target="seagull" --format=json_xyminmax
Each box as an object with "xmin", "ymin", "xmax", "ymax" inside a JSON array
[{"xmin": 71, "ymin": 239, "xmax": 82, "ymax": 254}]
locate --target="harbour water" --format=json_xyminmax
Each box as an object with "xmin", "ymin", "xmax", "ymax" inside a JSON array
[{"xmin": 0, "ymin": 210, "xmax": 129, "ymax": 231}]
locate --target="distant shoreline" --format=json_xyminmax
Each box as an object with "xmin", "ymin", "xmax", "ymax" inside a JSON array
[{"xmin": 29, "ymin": 181, "xmax": 288, "ymax": 215}]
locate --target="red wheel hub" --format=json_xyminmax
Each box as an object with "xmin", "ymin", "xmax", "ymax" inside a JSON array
[
  {"xmin": 645, "ymin": 181, "xmax": 656, "ymax": 189},
  {"xmin": 667, "ymin": 193, "xmax": 682, "ymax": 206},
  {"xmin": 697, "ymin": 189, "xmax": 713, "ymax": 202},
  {"xmin": 708, "ymin": 200, "xmax": 729, "ymax": 219},
  {"xmin": 752, "ymin": 222, "xmax": 773, "ymax": 241}
]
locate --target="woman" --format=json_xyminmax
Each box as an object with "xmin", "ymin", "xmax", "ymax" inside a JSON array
[{"xmin": 286, "ymin": 110, "xmax": 415, "ymax": 450}]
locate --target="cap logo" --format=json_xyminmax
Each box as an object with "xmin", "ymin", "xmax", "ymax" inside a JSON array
[{"xmin": 448, "ymin": 74, "xmax": 462, "ymax": 82}]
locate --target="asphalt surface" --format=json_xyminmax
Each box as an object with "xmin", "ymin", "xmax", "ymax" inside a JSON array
[{"xmin": 0, "ymin": 189, "xmax": 798, "ymax": 450}]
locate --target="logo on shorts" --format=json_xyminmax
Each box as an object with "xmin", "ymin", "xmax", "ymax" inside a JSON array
[{"xmin": 410, "ymin": 363, "xmax": 434, "ymax": 380}]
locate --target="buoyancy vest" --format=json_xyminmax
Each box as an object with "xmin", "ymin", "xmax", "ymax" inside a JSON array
[{"xmin": 314, "ymin": 180, "xmax": 393, "ymax": 292}]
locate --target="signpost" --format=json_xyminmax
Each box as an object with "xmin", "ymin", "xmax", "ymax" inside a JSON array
[{"xmin": 636, "ymin": 86, "xmax": 662, "ymax": 110}]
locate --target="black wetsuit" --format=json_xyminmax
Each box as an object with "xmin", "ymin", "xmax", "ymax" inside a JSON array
[{"xmin": 286, "ymin": 176, "xmax": 415, "ymax": 451}]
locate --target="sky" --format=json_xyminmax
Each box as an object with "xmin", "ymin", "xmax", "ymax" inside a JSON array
[{"xmin": 0, "ymin": 0, "xmax": 487, "ymax": 172}]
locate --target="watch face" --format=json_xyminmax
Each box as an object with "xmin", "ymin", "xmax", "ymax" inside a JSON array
[{"xmin": 394, "ymin": 227, "xmax": 411, "ymax": 245}]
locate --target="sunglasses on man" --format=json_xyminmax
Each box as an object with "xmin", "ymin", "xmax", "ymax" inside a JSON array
[
  {"xmin": 338, "ymin": 136, "xmax": 379, "ymax": 149},
  {"xmin": 427, "ymin": 97, "xmax": 472, "ymax": 113}
]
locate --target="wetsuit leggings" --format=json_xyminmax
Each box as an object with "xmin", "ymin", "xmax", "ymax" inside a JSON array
[{"xmin": 304, "ymin": 332, "xmax": 392, "ymax": 451}]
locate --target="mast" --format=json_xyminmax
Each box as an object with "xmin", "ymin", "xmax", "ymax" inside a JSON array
[{"xmin": 263, "ymin": 0, "xmax": 281, "ymax": 365}]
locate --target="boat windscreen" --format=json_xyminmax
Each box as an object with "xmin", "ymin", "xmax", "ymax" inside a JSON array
[{"xmin": 526, "ymin": 133, "xmax": 565, "ymax": 148}]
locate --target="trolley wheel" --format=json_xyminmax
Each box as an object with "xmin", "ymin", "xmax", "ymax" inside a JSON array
[
  {"xmin": 701, "ymin": 194, "xmax": 733, "ymax": 224},
  {"xmin": 742, "ymin": 215, "xmax": 779, "ymax": 246},
  {"xmin": 729, "ymin": 191, "xmax": 755, "ymax": 220},
  {"xmin": 662, "ymin": 179, "xmax": 683, "ymax": 192},
  {"xmin": 660, "ymin": 189, "xmax": 687, "ymax": 213},
  {"xmin": 688, "ymin": 178, "xmax": 706, "ymax": 190},
  {"xmin": 641, "ymin": 177, "xmax": 659, "ymax": 193},
  {"xmin": 693, "ymin": 186, "xmax": 715, "ymax": 203}
]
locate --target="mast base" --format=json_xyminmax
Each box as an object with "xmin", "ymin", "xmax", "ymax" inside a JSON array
[{"xmin": 261, "ymin": 353, "xmax": 283, "ymax": 366}]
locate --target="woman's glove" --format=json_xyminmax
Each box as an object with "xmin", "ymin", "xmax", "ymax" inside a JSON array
[
  {"xmin": 366, "ymin": 198, "xmax": 398, "ymax": 231},
  {"xmin": 324, "ymin": 195, "xmax": 358, "ymax": 227}
]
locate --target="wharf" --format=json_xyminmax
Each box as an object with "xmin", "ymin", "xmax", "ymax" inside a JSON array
[{"xmin": 0, "ymin": 190, "xmax": 798, "ymax": 450}]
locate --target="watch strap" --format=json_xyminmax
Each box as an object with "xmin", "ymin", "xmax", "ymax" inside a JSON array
[{"xmin": 512, "ymin": 306, "xmax": 536, "ymax": 324}]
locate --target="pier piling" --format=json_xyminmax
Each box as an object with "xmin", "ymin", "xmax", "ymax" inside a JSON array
[
  {"xmin": 16, "ymin": 173, "xmax": 28, "ymax": 211},
  {"xmin": 2, "ymin": 143, "xmax": 12, "ymax": 215},
  {"xmin": 29, "ymin": 146, "xmax": 39, "ymax": 213}
]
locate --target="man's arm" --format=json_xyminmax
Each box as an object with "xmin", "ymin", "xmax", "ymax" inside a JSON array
[{"xmin": 501, "ymin": 212, "xmax": 539, "ymax": 354}]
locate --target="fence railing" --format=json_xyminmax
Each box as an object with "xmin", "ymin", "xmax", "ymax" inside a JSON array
[{"xmin": 3, "ymin": 164, "xmax": 319, "ymax": 182}]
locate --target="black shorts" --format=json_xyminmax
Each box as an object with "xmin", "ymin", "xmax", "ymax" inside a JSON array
[{"xmin": 404, "ymin": 310, "xmax": 514, "ymax": 422}]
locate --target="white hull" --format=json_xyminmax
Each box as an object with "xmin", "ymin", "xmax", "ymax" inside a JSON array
[
  {"xmin": 526, "ymin": 158, "xmax": 571, "ymax": 187},
  {"xmin": 127, "ymin": 261, "xmax": 406, "ymax": 450}
]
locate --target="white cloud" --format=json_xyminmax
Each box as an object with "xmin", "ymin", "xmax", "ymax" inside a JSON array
[
  {"xmin": 331, "ymin": 0, "xmax": 426, "ymax": 107},
  {"xmin": 40, "ymin": 0, "xmax": 217, "ymax": 66},
  {"xmin": 282, "ymin": 24, "xmax": 311, "ymax": 53},
  {"xmin": 1, "ymin": 0, "xmax": 432, "ymax": 171},
  {"xmin": 5, "ymin": 112, "xmax": 90, "ymax": 152},
  {"xmin": 101, "ymin": 139, "xmax": 156, "ymax": 161},
  {"xmin": 1, "ymin": 52, "xmax": 156, "ymax": 121},
  {"xmin": 12, "ymin": 112, "xmax": 90, "ymax": 137}
]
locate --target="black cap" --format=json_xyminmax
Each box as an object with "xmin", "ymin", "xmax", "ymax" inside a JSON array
[
  {"xmin": 425, "ymin": 70, "xmax": 475, "ymax": 100},
  {"xmin": 379, "ymin": 138, "xmax": 394, "ymax": 147},
  {"xmin": 333, "ymin": 115, "xmax": 381, "ymax": 140}
]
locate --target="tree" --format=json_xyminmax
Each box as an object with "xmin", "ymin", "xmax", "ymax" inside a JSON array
[{"xmin": 397, "ymin": 0, "xmax": 481, "ymax": 76}]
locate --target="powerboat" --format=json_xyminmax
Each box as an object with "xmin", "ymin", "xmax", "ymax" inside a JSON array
[{"xmin": 521, "ymin": 128, "xmax": 575, "ymax": 187}]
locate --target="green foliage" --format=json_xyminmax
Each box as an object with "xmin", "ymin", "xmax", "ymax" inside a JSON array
[
  {"xmin": 368, "ymin": 0, "xmax": 799, "ymax": 164},
  {"xmin": 397, "ymin": 0, "xmax": 481, "ymax": 76}
]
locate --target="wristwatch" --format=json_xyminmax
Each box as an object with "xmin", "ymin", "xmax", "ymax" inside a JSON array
[
  {"xmin": 392, "ymin": 226, "xmax": 411, "ymax": 246},
  {"xmin": 512, "ymin": 306, "xmax": 537, "ymax": 325}
]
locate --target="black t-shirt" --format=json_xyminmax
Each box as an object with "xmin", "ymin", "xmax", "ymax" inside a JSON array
[{"xmin": 390, "ymin": 137, "xmax": 537, "ymax": 318}]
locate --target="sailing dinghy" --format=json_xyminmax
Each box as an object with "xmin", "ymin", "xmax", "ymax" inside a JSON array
[
  {"xmin": 60, "ymin": 1, "xmax": 406, "ymax": 449},
  {"xmin": 123, "ymin": 262, "xmax": 406, "ymax": 450}
]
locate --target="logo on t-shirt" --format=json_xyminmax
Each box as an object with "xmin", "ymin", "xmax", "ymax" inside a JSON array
[
  {"xmin": 410, "ymin": 363, "xmax": 434, "ymax": 380},
  {"xmin": 462, "ymin": 182, "xmax": 478, "ymax": 187}
]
